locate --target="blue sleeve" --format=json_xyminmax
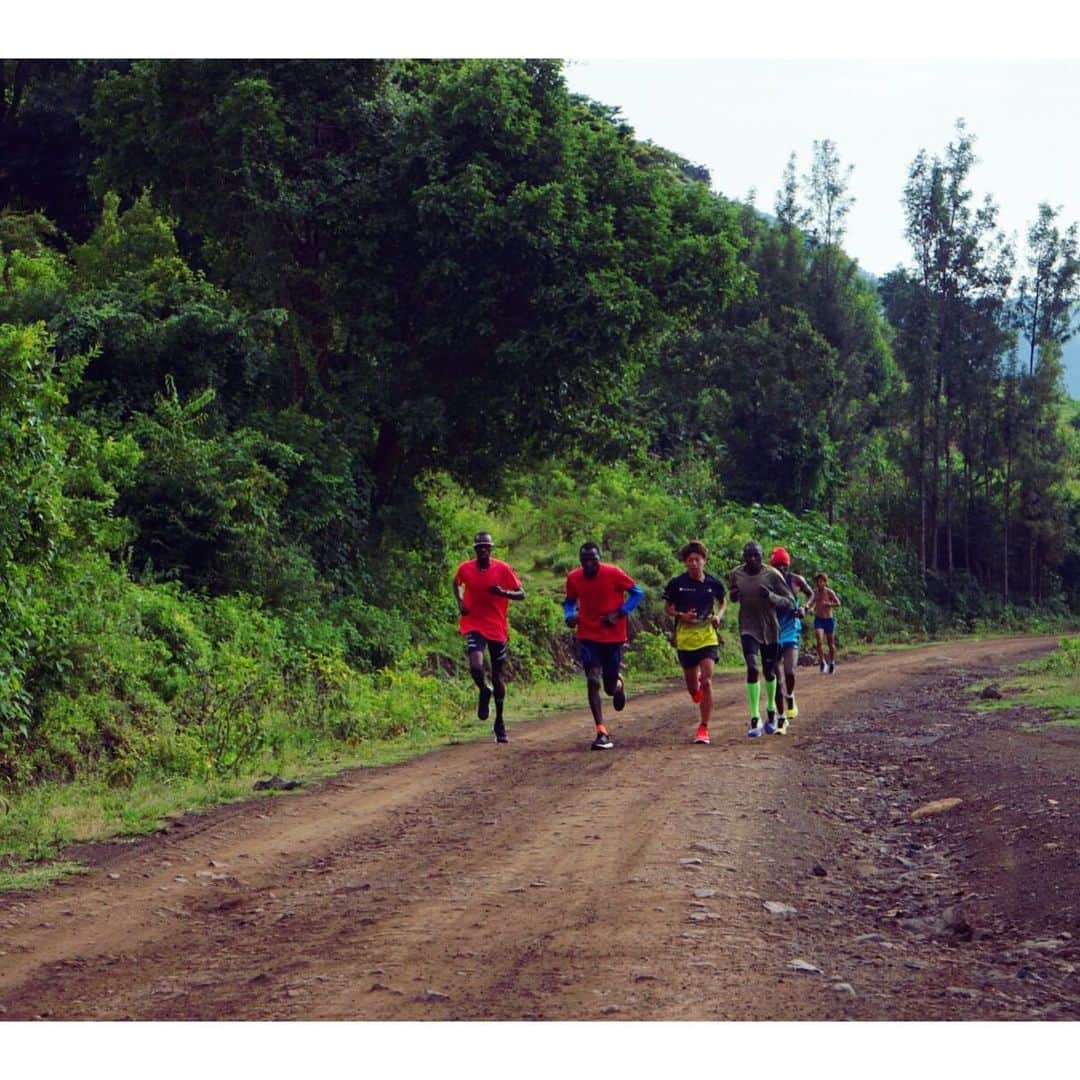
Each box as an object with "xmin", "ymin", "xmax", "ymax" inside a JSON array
[
  {"xmin": 620, "ymin": 583, "xmax": 644, "ymax": 615},
  {"xmin": 562, "ymin": 597, "xmax": 578, "ymax": 620}
]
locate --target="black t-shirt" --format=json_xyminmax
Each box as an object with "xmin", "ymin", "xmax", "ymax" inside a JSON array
[
  {"xmin": 663, "ymin": 571, "xmax": 727, "ymax": 649},
  {"xmin": 662, "ymin": 571, "xmax": 727, "ymax": 614}
]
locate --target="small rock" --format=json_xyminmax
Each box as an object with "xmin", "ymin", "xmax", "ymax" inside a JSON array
[
  {"xmin": 107, "ymin": 873, "xmax": 121, "ymax": 880},
  {"xmin": 416, "ymin": 989, "xmax": 450, "ymax": 1002},
  {"xmin": 933, "ymin": 906, "xmax": 973, "ymax": 941},
  {"xmin": 812, "ymin": 864, "xmax": 828, "ymax": 877},
  {"xmin": 911, "ymin": 797, "xmax": 963, "ymax": 821},
  {"xmin": 679, "ymin": 858, "xmax": 704, "ymax": 866},
  {"xmin": 529, "ymin": 881, "xmax": 548, "ymax": 888},
  {"xmin": 788, "ymin": 959, "xmax": 823, "ymax": 974},
  {"xmin": 763, "ymin": 901, "xmax": 797, "ymax": 916},
  {"xmin": 690, "ymin": 842, "xmax": 724, "ymax": 856},
  {"xmin": 253, "ymin": 775, "xmax": 302, "ymax": 791},
  {"xmin": 831, "ymin": 982, "xmax": 856, "ymax": 995},
  {"xmin": 946, "ymin": 986, "xmax": 979, "ymax": 998},
  {"xmin": 601, "ymin": 1005, "xmax": 622, "ymax": 1015},
  {"xmin": 693, "ymin": 889, "xmax": 718, "ymax": 899},
  {"xmin": 979, "ymin": 684, "xmax": 1003, "ymax": 699},
  {"xmin": 1022, "ymin": 939, "xmax": 1063, "ymax": 953},
  {"xmin": 854, "ymin": 933, "xmax": 885, "ymax": 943}
]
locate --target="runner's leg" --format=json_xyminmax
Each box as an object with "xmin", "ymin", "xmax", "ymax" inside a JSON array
[
  {"xmin": 491, "ymin": 646, "xmax": 509, "ymax": 741},
  {"xmin": 742, "ymin": 634, "xmax": 762, "ymax": 731},
  {"xmin": 783, "ymin": 644, "xmax": 798, "ymax": 708},
  {"xmin": 467, "ymin": 634, "xmax": 493, "ymax": 719},
  {"xmin": 762, "ymin": 643, "xmax": 779, "ymax": 730},
  {"xmin": 698, "ymin": 656, "xmax": 714, "ymax": 728}
]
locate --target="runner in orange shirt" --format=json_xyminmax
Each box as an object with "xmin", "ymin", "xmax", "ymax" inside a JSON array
[
  {"xmin": 453, "ymin": 532, "xmax": 525, "ymax": 742},
  {"xmin": 564, "ymin": 542, "xmax": 644, "ymax": 750}
]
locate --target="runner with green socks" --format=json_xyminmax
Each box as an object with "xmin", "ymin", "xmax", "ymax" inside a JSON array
[{"xmin": 728, "ymin": 541, "xmax": 797, "ymax": 737}]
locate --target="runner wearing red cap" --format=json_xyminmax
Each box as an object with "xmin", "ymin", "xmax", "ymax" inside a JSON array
[{"xmin": 768, "ymin": 547, "xmax": 812, "ymax": 733}]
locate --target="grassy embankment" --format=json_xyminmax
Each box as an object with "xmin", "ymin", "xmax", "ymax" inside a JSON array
[{"xmin": 969, "ymin": 635, "xmax": 1080, "ymax": 730}]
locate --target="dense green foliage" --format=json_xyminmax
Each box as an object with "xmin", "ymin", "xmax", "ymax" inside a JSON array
[{"xmin": 0, "ymin": 61, "xmax": 1078, "ymax": 827}]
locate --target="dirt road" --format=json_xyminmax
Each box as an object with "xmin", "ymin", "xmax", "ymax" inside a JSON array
[{"xmin": 1, "ymin": 636, "xmax": 1077, "ymax": 1020}]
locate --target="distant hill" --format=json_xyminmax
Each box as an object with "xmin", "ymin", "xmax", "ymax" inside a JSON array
[
  {"xmin": 1063, "ymin": 336, "xmax": 1080, "ymax": 399},
  {"xmin": 1014, "ymin": 324, "xmax": 1080, "ymax": 400}
]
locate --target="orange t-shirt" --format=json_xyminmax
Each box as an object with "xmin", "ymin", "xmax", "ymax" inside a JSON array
[
  {"xmin": 455, "ymin": 559, "xmax": 522, "ymax": 641},
  {"xmin": 565, "ymin": 563, "xmax": 637, "ymax": 643}
]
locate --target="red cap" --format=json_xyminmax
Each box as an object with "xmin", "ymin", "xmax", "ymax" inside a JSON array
[{"xmin": 769, "ymin": 546, "xmax": 791, "ymax": 567}]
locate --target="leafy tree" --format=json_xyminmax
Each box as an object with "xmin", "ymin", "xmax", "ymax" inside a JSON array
[{"xmin": 0, "ymin": 60, "xmax": 127, "ymax": 238}]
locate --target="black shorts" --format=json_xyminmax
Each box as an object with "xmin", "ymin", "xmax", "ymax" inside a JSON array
[
  {"xmin": 578, "ymin": 640, "xmax": 623, "ymax": 692},
  {"xmin": 677, "ymin": 645, "xmax": 719, "ymax": 670},
  {"xmin": 740, "ymin": 634, "xmax": 778, "ymax": 666},
  {"xmin": 464, "ymin": 631, "xmax": 508, "ymax": 666}
]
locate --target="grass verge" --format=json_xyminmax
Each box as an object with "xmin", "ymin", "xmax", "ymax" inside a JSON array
[
  {"xmin": 969, "ymin": 635, "xmax": 1080, "ymax": 730},
  {"xmin": 0, "ymin": 666, "xmax": 676, "ymax": 891}
]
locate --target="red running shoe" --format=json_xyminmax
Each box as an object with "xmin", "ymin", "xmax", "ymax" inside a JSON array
[{"xmin": 693, "ymin": 725, "xmax": 710, "ymax": 745}]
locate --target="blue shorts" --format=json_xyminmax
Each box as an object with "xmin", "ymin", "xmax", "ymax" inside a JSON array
[
  {"xmin": 814, "ymin": 616, "xmax": 836, "ymax": 635},
  {"xmin": 578, "ymin": 640, "xmax": 623, "ymax": 694}
]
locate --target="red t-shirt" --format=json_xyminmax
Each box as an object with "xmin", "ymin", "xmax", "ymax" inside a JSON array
[
  {"xmin": 455, "ymin": 558, "xmax": 522, "ymax": 641},
  {"xmin": 565, "ymin": 563, "xmax": 636, "ymax": 643}
]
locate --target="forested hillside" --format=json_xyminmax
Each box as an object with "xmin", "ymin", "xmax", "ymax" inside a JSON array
[{"xmin": 1, "ymin": 59, "xmax": 1077, "ymax": 813}]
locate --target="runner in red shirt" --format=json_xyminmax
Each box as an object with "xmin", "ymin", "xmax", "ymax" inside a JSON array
[
  {"xmin": 564, "ymin": 541, "xmax": 644, "ymax": 750},
  {"xmin": 453, "ymin": 531, "xmax": 525, "ymax": 743}
]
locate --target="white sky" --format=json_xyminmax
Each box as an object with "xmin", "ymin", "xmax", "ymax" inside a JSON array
[
  {"xmin": 562, "ymin": 59, "xmax": 1080, "ymax": 279},
  {"xmin": 16, "ymin": 1, "xmax": 1076, "ymax": 284}
]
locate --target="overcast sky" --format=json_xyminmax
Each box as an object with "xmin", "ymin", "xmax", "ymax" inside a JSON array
[
  {"xmin": 562, "ymin": 59, "xmax": 1080, "ymax": 279},
  {"xmin": 14, "ymin": 3, "xmax": 1080, "ymax": 281}
]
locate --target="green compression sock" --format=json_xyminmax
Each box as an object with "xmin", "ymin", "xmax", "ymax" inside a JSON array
[
  {"xmin": 765, "ymin": 677, "xmax": 777, "ymax": 712},
  {"xmin": 746, "ymin": 680, "xmax": 761, "ymax": 718}
]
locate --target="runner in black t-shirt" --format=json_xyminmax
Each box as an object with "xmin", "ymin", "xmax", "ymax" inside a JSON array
[{"xmin": 662, "ymin": 540, "xmax": 726, "ymax": 745}]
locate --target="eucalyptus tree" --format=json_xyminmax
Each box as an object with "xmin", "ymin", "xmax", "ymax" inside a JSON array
[
  {"xmin": 1016, "ymin": 202, "xmax": 1080, "ymax": 376},
  {"xmin": 892, "ymin": 120, "xmax": 1012, "ymax": 582}
]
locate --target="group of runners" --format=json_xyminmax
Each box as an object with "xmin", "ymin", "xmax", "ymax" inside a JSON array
[{"xmin": 453, "ymin": 532, "xmax": 841, "ymax": 750}]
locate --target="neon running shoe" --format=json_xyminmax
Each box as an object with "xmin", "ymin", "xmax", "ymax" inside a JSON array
[
  {"xmin": 477, "ymin": 684, "xmax": 493, "ymax": 720},
  {"xmin": 612, "ymin": 678, "xmax": 626, "ymax": 712},
  {"xmin": 747, "ymin": 718, "xmax": 763, "ymax": 738},
  {"xmin": 775, "ymin": 715, "xmax": 790, "ymax": 735},
  {"xmin": 788, "ymin": 696, "xmax": 799, "ymax": 718},
  {"xmin": 693, "ymin": 725, "xmax": 710, "ymax": 745},
  {"xmin": 591, "ymin": 731, "xmax": 615, "ymax": 750},
  {"xmin": 828, "ymin": 661, "xmax": 836, "ymax": 674},
  {"xmin": 493, "ymin": 719, "xmax": 509, "ymax": 744}
]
